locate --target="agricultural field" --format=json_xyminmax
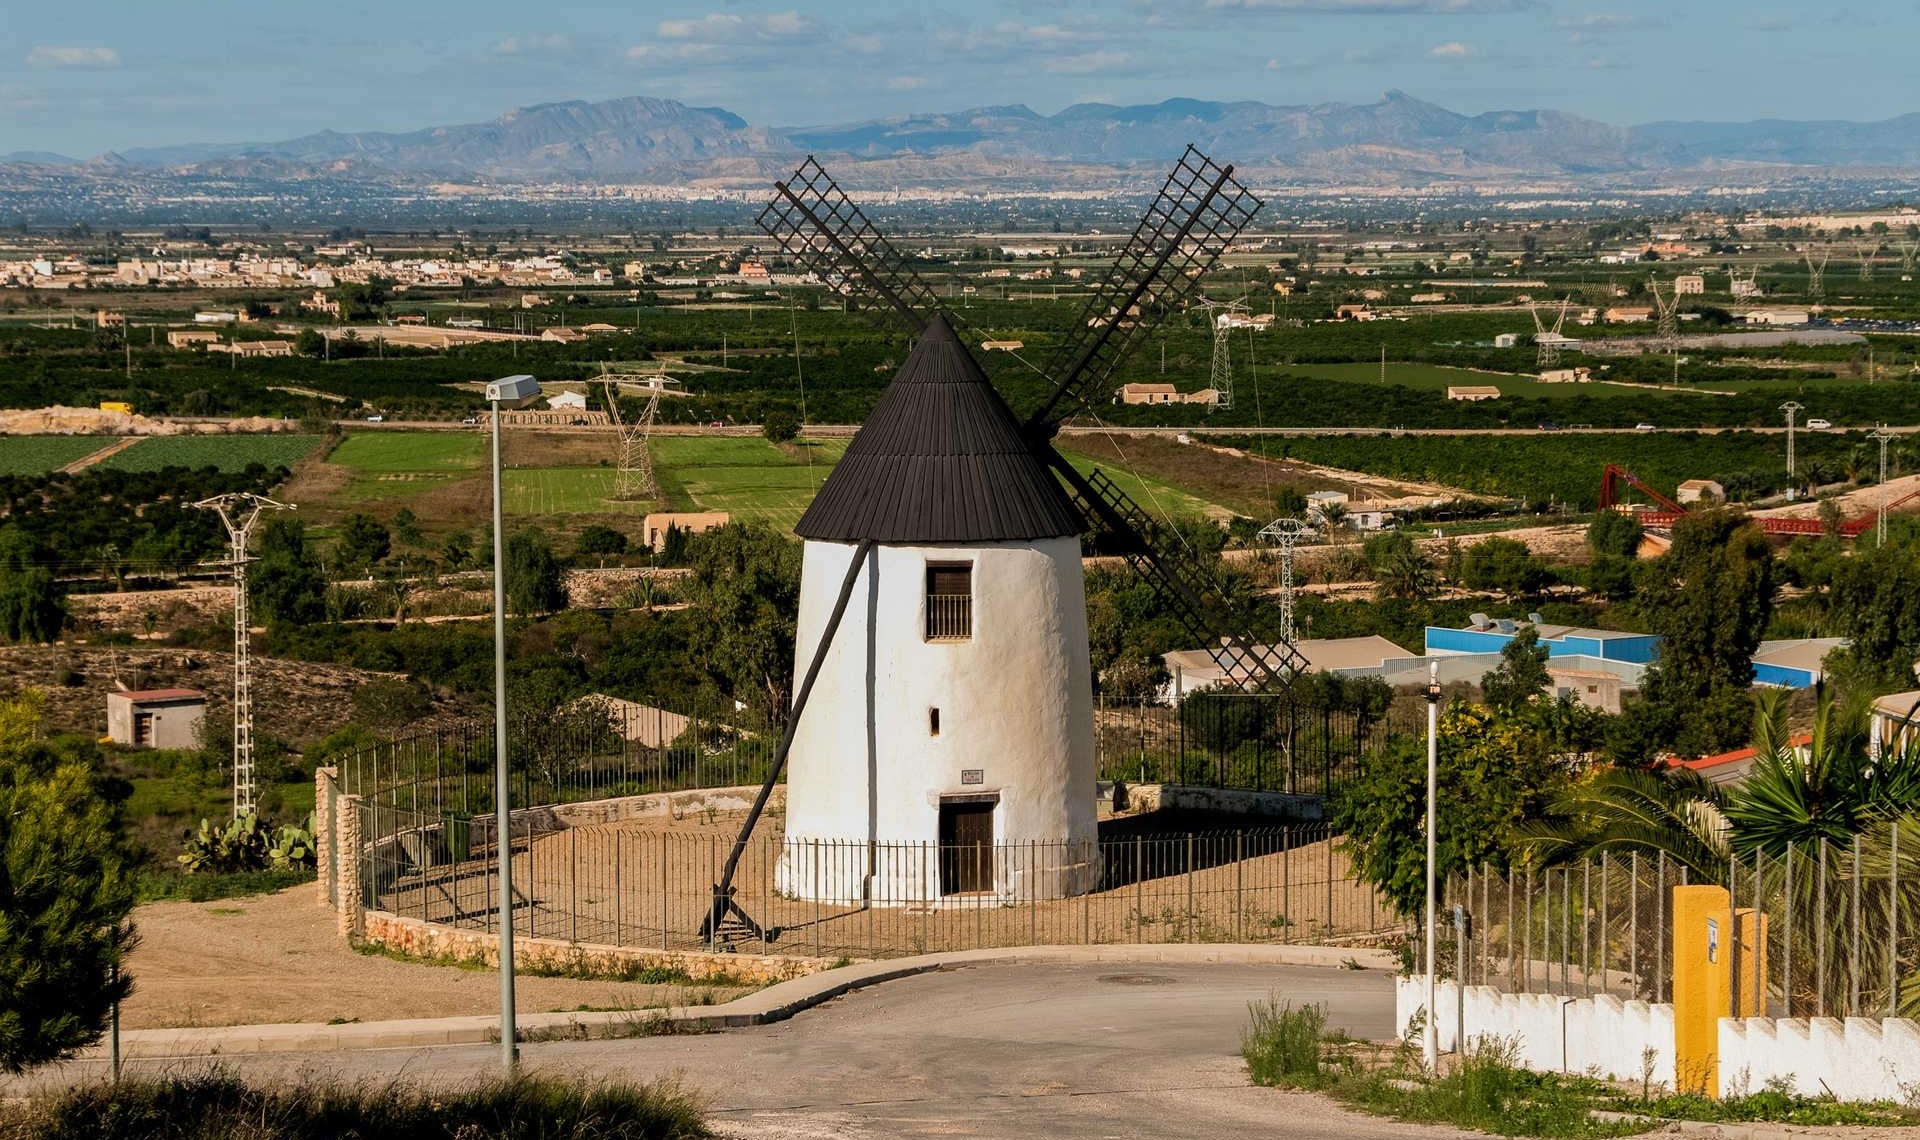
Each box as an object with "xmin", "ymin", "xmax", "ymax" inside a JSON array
[
  {"xmin": 1250, "ymin": 430, "xmax": 1882, "ymax": 510},
  {"xmin": 98, "ymin": 434, "xmax": 323, "ymax": 473},
  {"xmin": 650, "ymin": 435, "xmax": 844, "ymax": 532},
  {"xmin": 1054, "ymin": 445, "xmax": 1231, "ymax": 521},
  {"xmin": 503, "ymin": 467, "xmax": 644, "ymax": 516},
  {"xmin": 328, "ymin": 431, "xmax": 484, "ymax": 475},
  {"xmin": 1275, "ymin": 361, "xmax": 1651, "ymax": 402},
  {"xmin": 0, "ymin": 435, "xmax": 117, "ymax": 475}
]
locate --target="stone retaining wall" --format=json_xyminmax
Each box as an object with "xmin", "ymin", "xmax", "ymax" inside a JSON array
[{"xmin": 360, "ymin": 910, "xmax": 841, "ymax": 986}]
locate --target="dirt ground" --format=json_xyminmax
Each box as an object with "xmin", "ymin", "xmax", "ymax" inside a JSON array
[
  {"xmin": 121, "ymin": 887, "xmax": 755, "ymax": 1030},
  {"xmin": 0, "ymin": 644, "xmax": 465, "ymax": 746}
]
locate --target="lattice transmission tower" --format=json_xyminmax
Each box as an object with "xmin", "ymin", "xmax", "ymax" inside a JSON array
[
  {"xmin": 602, "ymin": 376, "xmax": 663, "ymax": 499},
  {"xmin": 1531, "ymin": 297, "xmax": 1571, "ymax": 370},
  {"xmin": 1195, "ymin": 297, "xmax": 1249, "ymax": 411},
  {"xmin": 1780, "ymin": 401, "xmax": 1805, "ymax": 480},
  {"xmin": 194, "ymin": 493, "xmax": 291, "ymax": 818},
  {"xmin": 1805, "ymin": 247, "xmax": 1831, "ymax": 303},
  {"xmin": 1256, "ymin": 516, "xmax": 1315, "ymax": 648},
  {"xmin": 1858, "ymin": 240, "xmax": 1877, "ymax": 281}
]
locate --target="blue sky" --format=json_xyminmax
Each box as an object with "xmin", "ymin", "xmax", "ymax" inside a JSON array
[{"xmin": 0, "ymin": 1, "xmax": 1908, "ymax": 157}]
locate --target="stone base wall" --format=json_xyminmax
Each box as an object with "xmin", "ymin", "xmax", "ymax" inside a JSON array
[{"xmin": 359, "ymin": 910, "xmax": 840, "ymax": 985}]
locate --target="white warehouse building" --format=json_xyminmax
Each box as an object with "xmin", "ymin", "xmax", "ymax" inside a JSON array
[{"xmin": 775, "ymin": 316, "xmax": 1099, "ymax": 905}]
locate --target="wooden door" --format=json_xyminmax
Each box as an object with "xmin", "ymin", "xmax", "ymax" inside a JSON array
[{"xmin": 939, "ymin": 799, "xmax": 995, "ymax": 895}]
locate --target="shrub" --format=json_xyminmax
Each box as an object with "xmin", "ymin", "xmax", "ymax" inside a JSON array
[
  {"xmin": 0, "ymin": 1070, "xmax": 709, "ymax": 1140},
  {"xmin": 1241, "ymin": 998, "xmax": 1329, "ymax": 1089}
]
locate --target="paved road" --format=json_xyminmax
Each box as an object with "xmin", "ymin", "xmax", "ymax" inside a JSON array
[{"xmin": 35, "ymin": 962, "xmax": 1468, "ymax": 1138}]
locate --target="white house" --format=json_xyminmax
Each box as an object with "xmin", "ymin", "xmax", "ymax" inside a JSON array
[
  {"xmin": 545, "ymin": 390, "xmax": 589, "ymax": 411},
  {"xmin": 776, "ymin": 315, "xmax": 1098, "ymax": 905}
]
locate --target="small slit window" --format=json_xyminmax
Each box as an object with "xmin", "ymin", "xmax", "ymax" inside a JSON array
[
  {"xmin": 929, "ymin": 707, "xmax": 941, "ymax": 736},
  {"xmin": 925, "ymin": 562, "xmax": 972, "ymax": 641}
]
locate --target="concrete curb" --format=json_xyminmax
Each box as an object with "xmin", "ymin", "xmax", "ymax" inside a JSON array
[{"xmin": 93, "ymin": 943, "xmax": 1396, "ymax": 1060}]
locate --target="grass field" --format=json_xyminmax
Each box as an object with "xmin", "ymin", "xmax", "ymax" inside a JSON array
[
  {"xmin": 649, "ymin": 436, "xmax": 843, "ymax": 531},
  {"xmin": 1281, "ymin": 361, "xmax": 1653, "ymax": 401},
  {"xmin": 100, "ymin": 435, "xmax": 323, "ymax": 473},
  {"xmin": 0, "ymin": 436, "xmax": 117, "ymax": 475},
  {"xmin": 328, "ymin": 432, "xmax": 484, "ymax": 474},
  {"xmin": 503, "ymin": 467, "xmax": 651, "ymax": 515}
]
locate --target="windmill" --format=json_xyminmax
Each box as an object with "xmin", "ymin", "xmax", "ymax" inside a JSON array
[
  {"xmin": 599, "ymin": 373, "xmax": 661, "ymax": 499},
  {"xmin": 1194, "ymin": 296, "xmax": 1249, "ymax": 411},
  {"xmin": 1530, "ymin": 297, "xmax": 1572, "ymax": 370},
  {"xmin": 696, "ymin": 148, "xmax": 1305, "ymax": 942}
]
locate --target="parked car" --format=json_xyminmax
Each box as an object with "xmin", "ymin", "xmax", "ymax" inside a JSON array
[
  {"xmin": 1635, "ymin": 422, "xmax": 1657, "ymax": 432},
  {"xmin": 1807, "ymin": 418, "xmax": 1834, "ymax": 430},
  {"xmin": 365, "ymin": 414, "xmax": 385, "ymax": 423},
  {"xmin": 461, "ymin": 415, "xmax": 478, "ymax": 425}
]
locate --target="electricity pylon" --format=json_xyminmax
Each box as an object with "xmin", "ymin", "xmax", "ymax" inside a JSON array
[
  {"xmin": 1780, "ymin": 401, "xmax": 1805, "ymax": 480},
  {"xmin": 194, "ymin": 493, "xmax": 292, "ymax": 818},
  {"xmin": 1869, "ymin": 424, "xmax": 1899, "ymax": 548},
  {"xmin": 602, "ymin": 376, "xmax": 662, "ymax": 499},
  {"xmin": 1257, "ymin": 516, "xmax": 1315, "ymax": 648}
]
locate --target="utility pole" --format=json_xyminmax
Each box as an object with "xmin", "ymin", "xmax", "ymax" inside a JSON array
[
  {"xmin": 193, "ymin": 493, "xmax": 292, "ymax": 818},
  {"xmin": 1870, "ymin": 424, "xmax": 1898, "ymax": 548},
  {"xmin": 1780, "ymin": 401, "xmax": 1805, "ymax": 480},
  {"xmin": 1423, "ymin": 660, "xmax": 1442, "ymax": 1072}
]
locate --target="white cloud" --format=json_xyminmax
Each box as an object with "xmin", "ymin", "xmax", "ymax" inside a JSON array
[
  {"xmin": 25, "ymin": 45, "xmax": 121, "ymax": 69},
  {"xmin": 1753, "ymin": 14, "xmax": 1792, "ymax": 30},
  {"xmin": 1428, "ymin": 40, "xmax": 1477, "ymax": 58},
  {"xmin": 492, "ymin": 34, "xmax": 572, "ymax": 57},
  {"xmin": 1043, "ymin": 49, "xmax": 1132, "ymax": 75},
  {"xmin": 655, "ymin": 11, "xmax": 817, "ymax": 43},
  {"xmin": 624, "ymin": 42, "xmax": 729, "ymax": 65},
  {"xmin": 885, "ymin": 75, "xmax": 926, "ymax": 91}
]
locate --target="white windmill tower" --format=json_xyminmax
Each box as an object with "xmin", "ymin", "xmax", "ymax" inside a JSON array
[{"xmin": 774, "ymin": 315, "xmax": 1099, "ymax": 904}]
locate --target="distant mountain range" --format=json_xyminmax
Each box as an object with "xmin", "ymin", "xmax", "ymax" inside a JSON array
[{"xmin": 16, "ymin": 91, "xmax": 1920, "ymax": 185}]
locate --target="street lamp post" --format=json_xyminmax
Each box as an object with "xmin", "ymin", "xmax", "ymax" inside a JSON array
[
  {"xmin": 485, "ymin": 373, "xmax": 539, "ymax": 1071},
  {"xmin": 1424, "ymin": 660, "xmax": 1442, "ymax": 1071}
]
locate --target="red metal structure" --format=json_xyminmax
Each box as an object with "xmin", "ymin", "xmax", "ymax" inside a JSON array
[{"xmin": 1599, "ymin": 464, "xmax": 1920, "ymax": 538}]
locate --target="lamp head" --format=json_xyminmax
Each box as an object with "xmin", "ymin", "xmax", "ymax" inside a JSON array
[{"xmin": 486, "ymin": 374, "xmax": 540, "ymax": 403}]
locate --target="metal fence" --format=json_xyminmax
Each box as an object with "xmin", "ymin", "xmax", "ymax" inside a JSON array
[
  {"xmin": 342, "ymin": 689, "xmax": 1393, "ymax": 819},
  {"xmin": 356, "ymin": 806, "xmax": 1398, "ymax": 961},
  {"xmin": 1444, "ymin": 823, "xmax": 1920, "ymax": 1020},
  {"xmin": 1095, "ymin": 690, "xmax": 1392, "ymax": 796}
]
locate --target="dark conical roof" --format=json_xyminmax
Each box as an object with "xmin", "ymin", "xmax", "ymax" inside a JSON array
[{"xmin": 794, "ymin": 315, "xmax": 1083, "ymax": 544}]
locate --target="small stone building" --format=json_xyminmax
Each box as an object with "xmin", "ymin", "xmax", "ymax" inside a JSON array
[{"xmin": 106, "ymin": 688, "xmax": 207, "ymax": 750}]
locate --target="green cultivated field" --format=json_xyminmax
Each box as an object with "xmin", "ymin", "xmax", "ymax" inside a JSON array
[
  {"xmin": 503, "ymin": 467, "xmax": 643, "ymax": 515},
  {"xmin": 1281, "ymin": 362, "xmax": 1666, "ymax": 401},
  {"xmin": 0, "ymin": 436, "xmax": 117, "ymax": 474},
  {"xmin": 649, "ymin": 436, "xmax": 843, "ymax": 532},
  {"xmin": 328, "ymin": 432, "xmax": 484, "ymax": 474},
  {"xmin": 100, "ymin": 435, "xmax": 323, "ymax": 473}
]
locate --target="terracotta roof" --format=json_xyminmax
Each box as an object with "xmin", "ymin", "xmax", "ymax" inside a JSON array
[
  {"xmin": 112, "ymin": 688, "xmax": 207, "ymax": 703},
  {"xmin": 794, "ymin": 315, "xmax": 1082, "ymax": 544},
  {"xmin": 1669, "ymin": 732, "xmax": 1812, "ymax": 772}
]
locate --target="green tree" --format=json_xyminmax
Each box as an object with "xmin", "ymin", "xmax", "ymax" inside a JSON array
[
  {"xmin": 1481, "ymin": 627, "xmax": 1551, "ymax": 712},
  {"xmin": 0, "ymin": 529, "xmax": 63, "ymax": 644},
  {"xmin": 1334, "ymin": 701, "xmax": 1566, "ymax": 914},
  {"xmin": 1725, "ymin": 690, "xmax": 1920, "ymax": 857},
  {"xmin": 0, "ymin": 694, "xmax": 136, "ymax": 1073},
  {"xmin": 1272, "ymin": 486, "xmax": 1308, "ymax": 519},
  {"xmin": 390, "ymin": 507, "xmax": 422, "ymax": 549},
  {"xmin": 574, "ymin": 524, "xmax": 629, "ymax": 561},
  {"xmin": 680, "ymin": 523, "xmax": 803, "ymax": 724},
  {"xmin": 334, "ymin": 514, "xmax": 390, "ymax": 575},
  {"xmin": 1827, "ymin": 522, "xmax": 1920, "ymax": 688},
  {"xmin": 1459, "ymin": 536, "xmax": 1542, "ymax": 598},
  {"xmin": 248, "ymin": 516, "xmax": 326, "ymax": 627},
  {"xmin": 761, "ymin": 411, "xmax": 800, "ymax": 444},
  {"xmin": 1632, "ymin": 509, "xmax": 1775, "ymax": 758},
  {"xmin": 505, "ymin": 529, "xmax": 567, "ymax": 615},
  {"xmin": 292, "ymin": 328, "xmax": 325, "ymax": 357},
  {"xmin": 1586, "ymin": 511, "xmax": 1643, "ymax": 559}
]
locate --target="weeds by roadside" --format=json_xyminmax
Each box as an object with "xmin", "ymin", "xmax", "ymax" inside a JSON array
[
  {"xmin": 1241, "ymin": 995, "xmax": 1920, "ymax": 1137},
  {"xmin": 0, "ymin": 1069, "xmax": 709, "ymax": 1140}
]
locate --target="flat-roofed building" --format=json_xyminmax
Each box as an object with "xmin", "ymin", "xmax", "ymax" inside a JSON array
[{"xmin": 106, "ymin": 688, "xmax": 207, "ymax": 750}]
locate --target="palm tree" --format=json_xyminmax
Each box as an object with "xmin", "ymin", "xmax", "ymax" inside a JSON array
[
  {"xmin": 1515, "ymin": 764, "xmax": 1731, "ymax": 883},
  {"xmin": 1726, "ymin": 689, "xmax": 1920, "ymax": 857}
]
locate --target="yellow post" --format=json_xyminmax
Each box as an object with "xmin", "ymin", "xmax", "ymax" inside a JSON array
[{"xmin": 1671, "ymin": 885, "xmax": 1731, "ymax": 1096}]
